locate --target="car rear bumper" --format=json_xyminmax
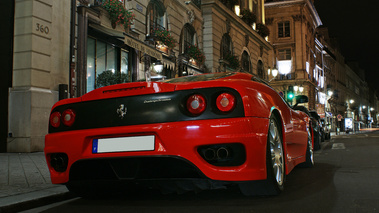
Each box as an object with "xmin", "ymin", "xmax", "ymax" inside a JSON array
[{"xmin": 45, "ymin": 117, "xmax": 269, "ymax": 184}]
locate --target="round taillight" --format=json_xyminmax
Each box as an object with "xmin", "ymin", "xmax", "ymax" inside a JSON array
[
  {"xmin": 186, "ymin": 94, "xmax": 206, "ymax": 116},
  {"xmin": 216, "ymin": 92, "xmax": 236, "ymax": 112},
  {"xmin": 49, "ymin": 112, "xmax": 61, "ymax": 128},
  {"xmin": 62, "ymin": 109, "xmax": 76, "ymax": 127}
]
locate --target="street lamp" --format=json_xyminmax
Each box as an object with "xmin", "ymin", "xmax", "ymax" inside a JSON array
[
  {"xmin": 234, "ymin": 5, "xmax": 240, "ymax": 16},
  {"xmin": 269, "ymin": 66, "xmax": 278, "ymax": 82},
  {"xmin": 150, "ymin": 60, "xmax": 165, "ymax": 80},
  {"xmin": 350, "ymin": 99, "xmax": 355, "ymax": 104},
  {"xmin": 299, "ymin": 86, "xmax": 304, "ymax": 93}
]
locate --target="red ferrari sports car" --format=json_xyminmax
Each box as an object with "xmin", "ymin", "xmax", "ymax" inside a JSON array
[{"xmin": 45, "ymin": 72, "xmax": 313, "ymax": 197}]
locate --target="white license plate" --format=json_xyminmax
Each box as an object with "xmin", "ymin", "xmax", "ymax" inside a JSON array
[{"xmin": 92, "ymin": 135, "xmax": 155, "ymax": 153}]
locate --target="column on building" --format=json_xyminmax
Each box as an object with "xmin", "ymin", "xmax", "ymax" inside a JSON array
[{"xmin": 9, "ymin": 0, "xmax": 71, "ymax": 152}]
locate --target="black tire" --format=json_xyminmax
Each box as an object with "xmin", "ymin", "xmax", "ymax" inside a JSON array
[
  {"xmin": 298, "ymin": 125, "xmax": 314, "ymax": 168},
  {"xmin": 239, "ymin": 115, "xmax": 285, "ymax": 196}
]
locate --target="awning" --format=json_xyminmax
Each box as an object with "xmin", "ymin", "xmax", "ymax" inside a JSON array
[{"xmin": 162, "ymin": 58, "xmax": 175, "ymax": 70}]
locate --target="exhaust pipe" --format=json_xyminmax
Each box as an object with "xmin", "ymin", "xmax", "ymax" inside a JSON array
[
  {"xmin": 203, "ymin": 148, "xmax": 216, "ymax": 161},
  {"xmin": 50, "ymin": 153, "xmax": 68, "ymax": 172},
  {"xmin": 217, "ymin": 147, "xmax": 229, "ymax": 159}
]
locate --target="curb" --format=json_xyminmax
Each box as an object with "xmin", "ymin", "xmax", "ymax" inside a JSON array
[{"xmin": 0, "ymin": 186, "xmax": 76, "ymax": 213}]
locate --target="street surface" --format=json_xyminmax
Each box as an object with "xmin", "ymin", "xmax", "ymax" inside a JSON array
[{"xmin": 24, "ymin": 131, "xmax": 379, "ymax": 213}]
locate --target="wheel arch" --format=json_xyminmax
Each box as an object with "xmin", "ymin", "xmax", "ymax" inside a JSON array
[{"xmin": 269, "ymin": 108, "xmax": 285, "ymax": 145}]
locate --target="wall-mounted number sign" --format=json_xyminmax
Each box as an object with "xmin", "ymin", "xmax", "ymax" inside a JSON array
[{"xmin": 36, "ymin": 23, "xmax": 49, "ymax": 34}]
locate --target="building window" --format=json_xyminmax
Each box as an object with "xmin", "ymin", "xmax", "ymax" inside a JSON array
[
  {"xmin": 278, "ymin": 21, "xmax": 290, "ymax": 38},
  {"xmin": 86, "ymin": 37, "xmax": 131, "ymax": 93},
  {"xmin": 278, "ymin": 49, "xmax": 291, "ymax": 60},
  {"xmin": 180, "ymin": 24, "xmax": 197, "ymax": 55},
  {"xmin": 179, "ymin": 24, "xmax": 199, "ymax": 76},
  {"xmin": 241, "ymin": 51, "xmax": 251, "ymax": 73},
  {"xmin": 146, "ymin": 0, "xmax": 167, "ymax": 35},
  {"xmin": 221, "ymin": 34, "xmax": 232, "ymax": 59},
  {"xmin": 257, "ymin": 60, "xmax": 264, "ymax": 78},
  {"xmin": 277, "ymin": 49, "xmax": 292, "ymax": 75}
]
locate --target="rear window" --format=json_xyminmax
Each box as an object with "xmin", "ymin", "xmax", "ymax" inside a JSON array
[{"xmin": 161, "ymin": 72, "xmax": 236, "ymax": 83}]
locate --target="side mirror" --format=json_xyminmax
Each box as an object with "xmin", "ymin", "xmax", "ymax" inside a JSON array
[
  {"xmin": 295, "ymin": 95, "xmax": 308, "ymax": 104},
  {"xmin": 292, "ymin": 95, "xmax": 308, "ymax": 108}
]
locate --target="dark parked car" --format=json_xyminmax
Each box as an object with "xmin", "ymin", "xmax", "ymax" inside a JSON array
[
  {"xmin": 320, "ymin": 118, "xmax": 331, "ymax": 140},
  {"xmin": 293, "ymin": 107, "xmax": 322, "ymax": 150},
  {"xmin": 309, "ymin": 111, "xmax": 328, "ymax": 142}
]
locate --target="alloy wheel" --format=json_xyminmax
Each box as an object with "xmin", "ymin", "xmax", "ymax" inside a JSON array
[{"xmin": 269, "ymin": 119, "xmax": 284, "ymax": 186}]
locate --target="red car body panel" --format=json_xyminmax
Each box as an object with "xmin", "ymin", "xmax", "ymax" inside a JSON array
[{"xmin": 45, "ymin": 72, "xmax": 310, "ymax": 185}]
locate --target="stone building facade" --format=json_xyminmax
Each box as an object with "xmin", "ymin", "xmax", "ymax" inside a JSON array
[
  {"xmin": 3, "ymin": 0, "xmax": 378, "ymax": 152},
  {"xmin": 7, "ymin": 0, "xmax": 71, "ymax": 152},
  {"xmin": 264, "ymin": 0, "xmax": 377, "ymax": 132},
  {"xmin": 202, "ymin": 0, "xmax": 272, "ymax": 77},
  {"xmin": 4, "ymin": 0, "xmax": 272, "ymax": 152},
  {"xmin": 264, "ymin": 0, "xmax": 322, "ymax": 108}
]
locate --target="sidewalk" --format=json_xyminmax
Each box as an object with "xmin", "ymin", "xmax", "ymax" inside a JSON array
[
  {"xmin": 330, "ymin": 128, "xmax": 379, "ymax": 137},
  {"xmin": 0, "ymin": 152, "xmax": 73, "ymax": 213}
]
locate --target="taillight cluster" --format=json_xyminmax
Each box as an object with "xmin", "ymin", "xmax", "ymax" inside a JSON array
[
  {"xmin": 49, "ymin": 109, "xmax": 76, "ymax": 128},
  {"xmin": 216, "ymin": 93, "xmax": 236, "ymax": 112},
  {"xmin": 186, "ymin": 92, "xmax": 236, "ymax": 116},
  {"xmin": 186, "ymin": 94, "xmax": 206, "ymax": 116}
]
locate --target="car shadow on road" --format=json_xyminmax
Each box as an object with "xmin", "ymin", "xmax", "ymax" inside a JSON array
[{"xmin": 41, "ymin": 163, "xmax": 339, "ymax": 213}]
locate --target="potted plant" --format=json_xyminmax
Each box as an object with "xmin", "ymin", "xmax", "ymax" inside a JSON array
[
  {"xmin": 224, "ymin": 54, "xmax": 240, "ymax": 70},
  {"xmin": 241, "ymin": 9, "xmax": 257, "ymax": 26},
  {"xmin": 96, "ymin": 70, "xmax": 129, "ymax": 88},
  {"xmin": 187, "ymin": 44, "xmax": 206, "ymax": 65},
  {"xmin": 256, "ymin": 23, "xmax": 270, "ymax": 38},
  {"xmin": 100, "ymin": 0, "xmax": 135, "ymax": 31},
  {"xmin": 153, "ymin": 28, "xmax": 177, "ymax": 50}
]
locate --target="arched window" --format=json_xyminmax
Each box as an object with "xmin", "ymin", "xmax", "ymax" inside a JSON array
[
  {"xmin": 180, "ymin": 23, "xmax": 197, "ymax": 55},
  {"xmin": 241, "ymin": 51, "xmax": 251, "ymax": 73},
  {"xmin": 146, "ymin": 0, "xmax": 167, "ymax": 35}
]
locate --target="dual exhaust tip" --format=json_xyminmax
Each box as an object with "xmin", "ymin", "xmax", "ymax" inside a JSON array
[{"xmin": 203, "ymin": 147, "xmax": 230, "ymax": 161}]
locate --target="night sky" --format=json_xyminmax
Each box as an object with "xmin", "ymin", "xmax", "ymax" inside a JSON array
[{"xmin": 314, "ymin": 0, "xmax": 379, "ymax": 92}]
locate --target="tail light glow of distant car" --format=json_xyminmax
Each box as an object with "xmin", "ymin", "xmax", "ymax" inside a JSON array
[
  {"xmin": 216, "ymin": 92, "xmax": 236, "ymax": 112},
  {"xmin": 186, "ymin": 94, "xmax": 206, "ymax": 116}
]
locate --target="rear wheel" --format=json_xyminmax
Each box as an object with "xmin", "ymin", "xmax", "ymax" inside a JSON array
[{"xmin": 239, "ymin": 115, "xmax": 285, "ymax": 196}]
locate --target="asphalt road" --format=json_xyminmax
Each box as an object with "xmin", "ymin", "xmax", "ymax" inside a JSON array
[{"xmin": 24, "ymin": 131, "xmax": 379, "ymax": 213}]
